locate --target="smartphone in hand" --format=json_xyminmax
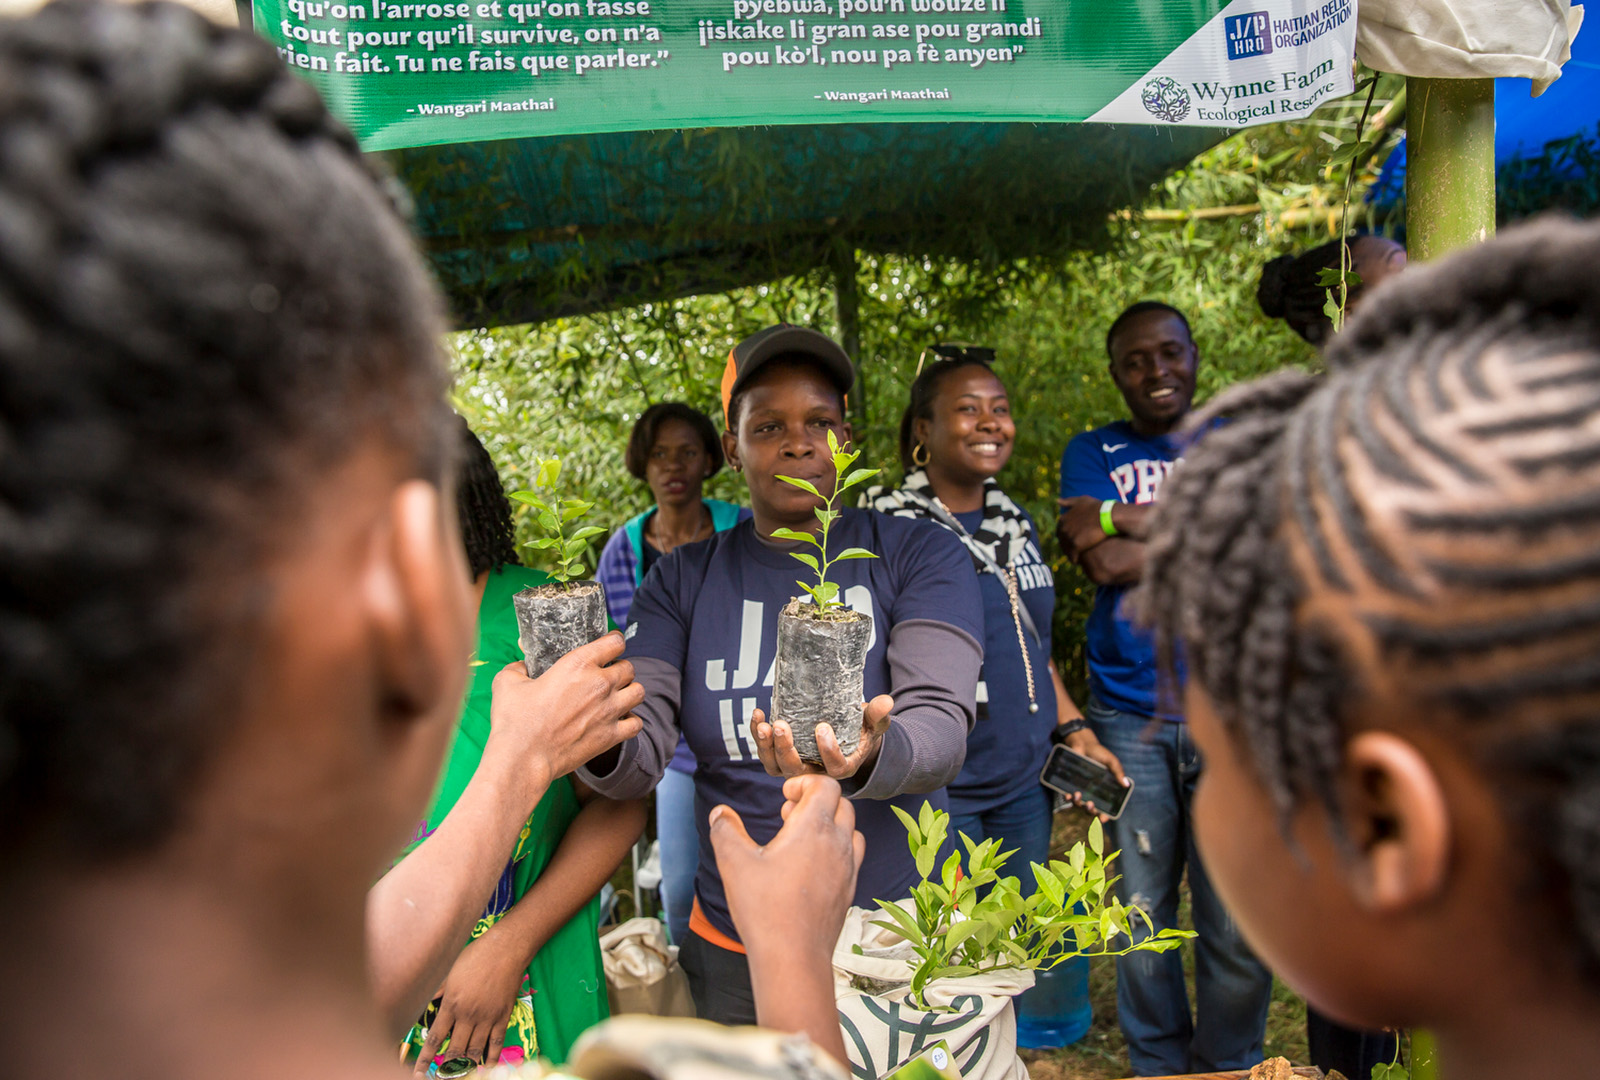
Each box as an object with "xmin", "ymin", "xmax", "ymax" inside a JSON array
[{"xmin": 1039, "ymin": 743, "xmax": 1134, "ymax": 820}]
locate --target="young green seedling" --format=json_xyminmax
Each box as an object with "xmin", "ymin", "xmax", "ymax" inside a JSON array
[
  {"xmin": 866, "ymin": 802, "xmax": 1193, "ymax": 1011},
  {"xmin": 510, "ymin": 457, "xmax": 606, "ymax": 583},
  {"xmin": 771, "ymin": 430, "xmax": 879, "ymax": 611}
]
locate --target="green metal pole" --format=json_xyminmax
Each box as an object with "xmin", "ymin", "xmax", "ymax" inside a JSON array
[
  {"xmin": 1405, "ymin": 76, "xmax": 1496, "ymax": 260},
  {"xmin": 1411, "ymin": 1027, "xmax": 1440, "ymax": 1080},
  {"xmin": 832, "ymin": 243, "xmax": 865, "ymax": 430}
]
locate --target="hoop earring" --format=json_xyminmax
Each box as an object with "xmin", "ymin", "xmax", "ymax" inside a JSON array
[{"xmin": 912, "ymin": 442, "xmax": 931, "ymax": 468}]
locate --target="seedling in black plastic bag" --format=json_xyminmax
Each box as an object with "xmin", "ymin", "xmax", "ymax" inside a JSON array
[{"xmin": 772, "ymin": 430, "xmax": 879, "ymax": 611}]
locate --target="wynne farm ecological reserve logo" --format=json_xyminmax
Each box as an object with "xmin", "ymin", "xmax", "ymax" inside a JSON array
[
  {"xmin": 1224, "ymin": 11, "xmax": 1271, "ymax": 59},
  {"xmin": 1140, "ymin": 76, "xmax": 1190, "ymax": 122}
]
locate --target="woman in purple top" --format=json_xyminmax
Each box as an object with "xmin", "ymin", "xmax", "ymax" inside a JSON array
[{"xmin": 596, "ymin": 403, "xmax": 748, "ymax": 946}]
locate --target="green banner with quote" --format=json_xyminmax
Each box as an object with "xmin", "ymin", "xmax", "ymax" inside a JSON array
[{"xmin": 255, "ymin": 0, "xmax": 1359, "ymax": 149}]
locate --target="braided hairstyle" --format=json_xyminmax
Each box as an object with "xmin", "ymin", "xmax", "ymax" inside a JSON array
[
  {"xmin": 0, "ymin": 1, "xmax": 450, "ymax": 853},
  {"xmin": 455, "ymin": 418, "xmax": 520, "ymax": 578},
  {"xmin": 1139, "ymin": 215, "xmax": 1600, "ymax": 986},
  {"xmin": 898, "ymin": 345, "xmax": 998, "ymax": 470}
]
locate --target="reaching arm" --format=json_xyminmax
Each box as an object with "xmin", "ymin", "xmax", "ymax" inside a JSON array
[
  {"xmin": 368, "ymin": 634, "xmax": 644, "ymax": 1035},
  {"xmin": 408, "ymin": 787, "xmax": 650, "ymax": 1070},
  {"xmin": 712, "ymin": 776, "xmax": 863, "ymax": 1067}
]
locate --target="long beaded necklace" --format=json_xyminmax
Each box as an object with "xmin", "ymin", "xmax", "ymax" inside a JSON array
[{"xmin": 932, "ymin": 495, "xmax": 1039, "ymax": 714}]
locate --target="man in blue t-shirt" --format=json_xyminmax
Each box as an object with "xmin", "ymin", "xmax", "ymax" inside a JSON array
[
  {"xmin": 1056, "ymin": 302, "xmax": 1271, "ymax": 1076},
  {"xmin": 579, "ymin": 325, "xmax": 983, "ymax": 1027}
]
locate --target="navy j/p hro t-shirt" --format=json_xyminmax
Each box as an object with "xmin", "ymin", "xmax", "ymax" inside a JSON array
[{"xmin": 582, "ymin": 508, "xmax": 983, "ymax": 942}]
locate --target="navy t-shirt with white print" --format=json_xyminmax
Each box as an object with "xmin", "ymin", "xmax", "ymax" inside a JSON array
[
  {"xmin": 946, "ymin": 507, "xmax": 1057, "ymax": 817},
  {"xmin": 623, "ymin": 508, "xmax": 983, "ymax": 942},
  {"xmin": 1059, "ymin": 418, "xmax": 1184, "ymax": 720}
]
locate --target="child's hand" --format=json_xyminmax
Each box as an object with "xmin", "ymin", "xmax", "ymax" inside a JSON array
[
  {"xmin": 710, "ymin": 776, "xmax": 862, "ymax": 1063},
  {"xmin": 411, "ymin": 930, "xmax": 528, "ymax": 1074},
  {"xmin": 711, "ymin": 775, "xmax": 865, "ymax": 965}
]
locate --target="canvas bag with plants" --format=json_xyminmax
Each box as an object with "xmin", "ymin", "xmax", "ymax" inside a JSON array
[{"xmin": 830, "ymin": 804, "xmax": 1191, "ymax": 1080}]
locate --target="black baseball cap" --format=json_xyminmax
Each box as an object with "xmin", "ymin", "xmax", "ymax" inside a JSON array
[{"xmin": 720, "ymin": 324, "xmax": 854, "ymax": 427}]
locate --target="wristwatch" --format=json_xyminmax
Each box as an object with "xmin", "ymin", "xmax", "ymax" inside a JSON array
[{"xmin": 1051, "ymin": 718, "xmax": 1091, "ymax": 744}]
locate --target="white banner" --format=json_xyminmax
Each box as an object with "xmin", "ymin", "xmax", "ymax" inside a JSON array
[{"xmin": 1089, "ymin": 0, "xmax": 1357, "ymax": 127}]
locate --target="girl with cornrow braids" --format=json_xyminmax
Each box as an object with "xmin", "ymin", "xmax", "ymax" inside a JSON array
[
  {"xmin": 1139, "ymin": 214, "xmax": 1600, "ymax": 1080},
  {"xmin": 0, "ymin": 6, "xmax": 860, "ymax": 1079}
]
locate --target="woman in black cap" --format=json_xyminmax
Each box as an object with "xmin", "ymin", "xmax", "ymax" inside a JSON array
[{"xmin": 577, "ymin": 325, "xmax": 985, "ymax": 1024}]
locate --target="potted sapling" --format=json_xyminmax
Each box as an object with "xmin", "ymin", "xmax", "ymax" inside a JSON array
[
  {"xmin": 830, "ymin": 802, "xmax": 1194, "ymax": 1080},
  {"xmin": 509, "ymin": 457, "xmax": 609, "ymax": 677},
  {"xmin": 768, "ymin": 430, "xmax": 880, "ymax": 764}
]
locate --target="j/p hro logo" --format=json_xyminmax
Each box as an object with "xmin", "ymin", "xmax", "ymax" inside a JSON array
[
  {"xmin": 1140, "ymin": 76, "xmax": 1190, "ymax": 122},
  {"xmin": 1224, "ymin": 10, "xmax": 1272, "ymax": 60}
]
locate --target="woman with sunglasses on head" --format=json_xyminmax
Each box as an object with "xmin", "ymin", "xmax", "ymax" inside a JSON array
[{"xmin": 868, "ymin": 346, "xmax": 1125, "ymax": 889}]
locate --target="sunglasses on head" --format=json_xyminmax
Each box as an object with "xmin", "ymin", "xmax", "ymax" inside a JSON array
[{"xmin": 916, "ymin": 343, "xmax": 996, "ymax": 376}]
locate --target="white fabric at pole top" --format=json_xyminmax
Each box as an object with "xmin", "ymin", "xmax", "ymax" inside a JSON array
[{"xmin": 1357, "ymin": 0, "xmax": 1584, "ymax": 94}]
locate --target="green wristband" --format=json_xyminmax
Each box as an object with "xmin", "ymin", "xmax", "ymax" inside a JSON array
[{"xmin": 1100, "ymin": 499, "xmax": 1118, "ymax": 537}]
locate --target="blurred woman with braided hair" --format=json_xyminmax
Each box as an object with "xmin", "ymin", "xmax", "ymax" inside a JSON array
[
  {"xmin": 0, "ymin": 3, "xmax": 655, "ymax": 1074},
  {"xmin": 1140, "ymin": 214, "xmax": 1600, "ymax": 1080}
]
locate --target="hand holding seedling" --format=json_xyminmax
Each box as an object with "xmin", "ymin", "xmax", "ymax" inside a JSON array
[
  {"xmin": 752, "ymin": 694, "xmax": 894, "ymax": 779},
  {"xmin": 486, "ymin": 633, "xmax": 645, "ymax": 793}
]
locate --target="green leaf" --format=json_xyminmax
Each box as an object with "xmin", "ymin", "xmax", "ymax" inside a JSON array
[
  {"xmin": 915, "ymin": 841, "xmax": 938, "ymax": 881},
  {"xmin": 943, "ymin": 918, "xmax": 986, "ymax": 951},
  {"xmin": 789, "ymin": 551, "xmax": 820, "ymax": 572},
  {"xmin": 1088, "ymin": 817, "xmax": 1104, "ymax": 857},
  {"xmin": 840, "ymin": 467, "xmax": 880, "ymax": 490},
  {"xmin": 832, "ymin": 547, "xmax": 878, "ymax": 561},
  {"xmin": 568, "ymin": 525, "xmax": 606, "ymax": 543},
  {"xmin": 813, "ymin": 582, "xmax": 839, "ymax": 607},
  {"xmin": 871, "ymin": 902, "xmax": 925, "ymax": 945},
  {"xmin": 826, "ymin": 429, "xmax": 842, "ymax": 454},
  {"xmin": 891, "ymin": 804, "xmax": 923, "ymax": 849},
  {"xmin": 537, "ymin": 510, "xmax": 559, "ymax": 533},
  {"xmin": 1032, "ymin": 863, "xmax": 1066, "ymax": 909},
  {"xmin": 527, "ymin": 537, "xmax": 561, "ymax": 550},
  {"xmin": 537, "ymin": 458, "xmax": 561, "ymax": 487},
  {"xmin": 509, "ymin": 490, "xmax": 545, "ymax": 508},
  {"xmin": 1326, "ymin": 138, "xmax": 1374, "ymax": 167},
  {"xmin": 770, "ymin": 527, "xmax": 821, "ymax": 548},
  {"xmin": 775, "ymin": 474, "xmax": 822, "ymax": 498},
  {"xmin": 561, "ymin": 501, "xmax": 592, "ymax": 522},
  {"xmin": 563, "ymin": 538, "xmax": 589, "ymax": 561}
]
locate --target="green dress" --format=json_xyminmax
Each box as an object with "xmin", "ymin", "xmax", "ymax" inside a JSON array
[{"xmin": 403, "ymin": 564, "xmax": 609, "ymax": 1067}]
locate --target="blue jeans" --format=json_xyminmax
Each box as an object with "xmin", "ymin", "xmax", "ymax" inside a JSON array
[
  {"xmin": 953, "ymin": 786, "xmax": 1090, "ymax": 1044},
  {"xmin": 950, "ymin": 784, "xmax": 1053, "ymax": 893},
  {"xmin": 1087, "ymin": 696, "xmax": 1272, "ymax": 1076},
  {"xmin": 656, "ymin": 766, "xmax": 698, "ymax": 947}
]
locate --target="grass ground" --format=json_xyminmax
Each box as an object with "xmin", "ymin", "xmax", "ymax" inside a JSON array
[{"xmin": 1019, "ymin": 811, "xmax": 1309, "ymax": 1080}]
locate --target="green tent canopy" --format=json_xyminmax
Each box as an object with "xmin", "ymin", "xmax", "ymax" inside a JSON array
[{"xmin": 394, "ymin": 120, "xmax": 1223, "ymax": 328}]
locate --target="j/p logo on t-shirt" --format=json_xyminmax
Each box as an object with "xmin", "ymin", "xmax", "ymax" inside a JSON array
[
  {"xmin": 1108, "ymin": 459, "xmax": 1175, "ymax": 505},
  {"xmin": 702, "ymin": 591, "xmax": 877, "ymax": 763}
]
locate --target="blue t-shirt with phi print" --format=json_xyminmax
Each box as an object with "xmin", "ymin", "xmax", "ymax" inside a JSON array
[
  {"xmin": 947, "ymin": 507, "xmax": 1058, "ymax": 817},
  {"xmin": 1060, "ymin": 419, "xmax": 1186, "ymax": 721},
  {"xmin": 622, "ymin": 508, "xmax": 983, "ymax": 943}
]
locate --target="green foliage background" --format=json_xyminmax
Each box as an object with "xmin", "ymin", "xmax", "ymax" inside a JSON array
[{"xmin": 452, "ymin": 91, "xmax": 1404, "ymax": 700}]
